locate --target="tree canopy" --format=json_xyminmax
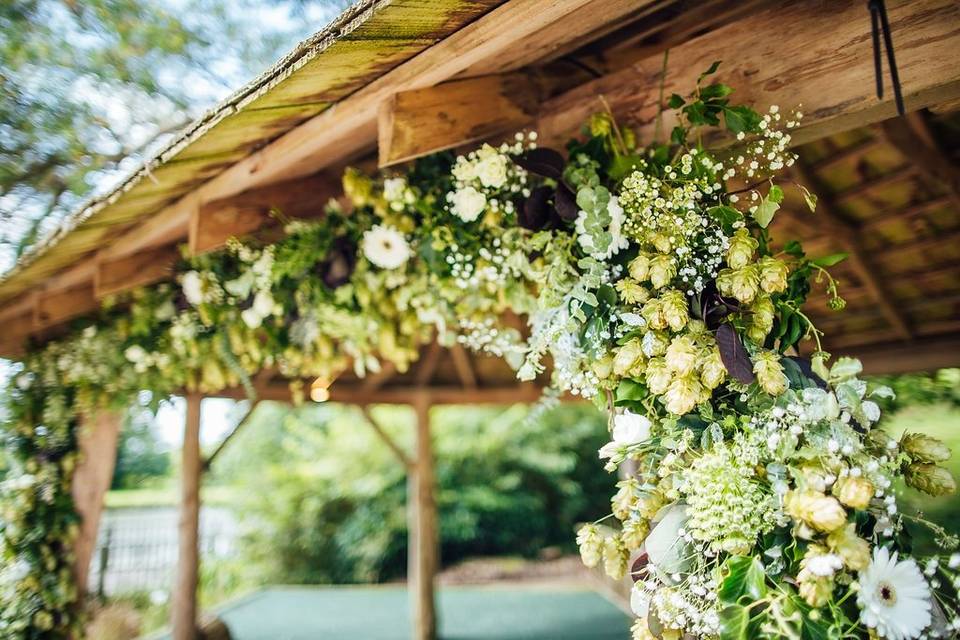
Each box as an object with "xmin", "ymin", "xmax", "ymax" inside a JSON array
[{"xmin": 0, "ymin": 0, "xmax": 345, "ymax": 272}]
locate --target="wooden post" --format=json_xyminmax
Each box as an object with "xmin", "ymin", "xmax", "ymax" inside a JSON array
[
  {"xmin": 71, "ymin": 411, "xmax": 123, "ymax": 597},
  {"xmin": 173, "ymin": 395, "xmax": 202, "ymax": 640},
  {"xmin": 409, "ymin": 393, "xmax": 438, "ymax": 640}
]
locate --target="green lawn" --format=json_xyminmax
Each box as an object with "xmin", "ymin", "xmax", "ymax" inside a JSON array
[
  {"xmin": 147, "ymin": 586, "xmax": 631, "ymax": 640},
  {"xmin": 105, "ymin": 485, "xmax": 237, "ymax": 509}
]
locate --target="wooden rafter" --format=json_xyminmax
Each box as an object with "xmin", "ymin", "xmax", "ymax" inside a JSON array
[
  {"xmin": 415, "ymin": 341, "xmax": 444, "ymax": 387},
  {"xmin": 812, "ymin": 137, "xmax": 880, "ymax": 172},
  {"xmin": 833, "ymin": 165, "xmax": 917, "ymax": 204},
  {"xmin": 94, "ymin": 243, "xmax": 179, "ymax": 299},
  {"xmin": 791, "ymin": 162, "xmax": 913, "ymax": 341},
  {"xmin": 879, "ymin": 111, "xmax": 960, "ymax": 208},
  {"xmin": 359, "ymin": 406, "xmax": 414, "ymax": 469},
  {"xmin": 860, "ymin": 195, "xmax": 951, "ymax": 233},
  {"xmin": 449, "ymin": 344, "xmax": 478, "ymax": 390}
]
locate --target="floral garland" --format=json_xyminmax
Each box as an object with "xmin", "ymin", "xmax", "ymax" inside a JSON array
[{"xmin": 2, "ymin": 64, "xmax": 958, "ymax": 638}]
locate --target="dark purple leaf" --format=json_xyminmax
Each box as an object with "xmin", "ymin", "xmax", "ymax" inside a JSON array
[
  {"xmin": 519, "ymin": 186, "xmax": 553, "ymax": 230},
  {"xmin": 513, "ymin": 147, "xmax": 566, "ymax": 180},
  {"xmin": 318, "ymin": 237, "xmax": 357, "ymax": 289},
  {"xmin": 717, "ymin": 323, "xmax": 755, "ymax": 384},
  {"xmin": 554, "ymin": 183, "xmax": 578, "ymax": 221},
  {"xmin": 631, "ymin": 552, "xmax": 649, "ymax": 583}
]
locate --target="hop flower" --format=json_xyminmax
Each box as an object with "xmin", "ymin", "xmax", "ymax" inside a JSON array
[
  {"xmin": 612, "ymin": 478, "xmax": 640, "ymax": 520},
  {"xmin": 659, "ymin": 290, "xmax": 689, "ymax": 331},
  {"xmin": 645, "ymin": 358, "xmax": 671, "ymax": 395},
  {"xmin": 617, "ymin": 279, "xmax": 650, "ymax": 305},
  {"xmin": 758, "ymin": 256, "xmax": 789, "ymax": 293},
  {"xmin": 785, "ymin": 490, "xmax": 848, "ymax": 533},
  {"xmin": 576, "ymin": 524, "xmax": 603, "ymax": 568},
  {"xmin": 746, "ymin": 294, "xmax": 775, "ymax": 343},
  {"xmin": 726, "ymin": 228, "xmax": 758, "ymax": 269},
  {"xmin": 648, "ymin": 255, "xmax": 677, "ymax": 289},
  {"xmin": 603, "ymin": 535, "xmax": 629, "ymax": 579},
  {"xmin": 827, "ymin": 523, "xmax": 871, "ymax": 571},
  {"xmin": 629, "ymin": 253, "xmax": 651, "ymax": 281},
  {"xmin": 614, "ymin": 339, "xmax": 645, "ymax": 377},
  {"xmin": 754, "ymin": 351, "xmax": 788, "ymax": 395},
  {"xmin": 663, "ymin": 374, "xmax": 703, "ymax": 415},
  {"xmin": 700, "ymin": 348, "xmax": 726, "ymax": 390},
  {"xmin": 835, "ymin": 476, "xmax": 874, "ymax": 510},
  {"xmin": 664, "ymin": 336, "xmax": 699, "ymax": 377},
  {"xmin": 901, "ymin": 433, "xmax": 951, "ymax": 464},
  {"xmin": 621, "ymin": 518, "xmax": 650, "ymax": 550},
  {"xmin": 717, "ymin": 265, "xmax": 761, "ymax": 303},
  {"xmin": 904, "ymin": 464, "xmax": 956, "ymax": 497}
]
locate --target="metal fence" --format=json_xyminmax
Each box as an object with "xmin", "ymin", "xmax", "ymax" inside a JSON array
[{"xmin": 87, "ymin": 506, "xmax": 238, "ymax": 597}]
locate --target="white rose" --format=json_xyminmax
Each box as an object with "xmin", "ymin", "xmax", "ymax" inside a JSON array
[
  {"xmin": 450, "ymin": 186, "xmax": 487, "ymax": 222},
  {"xmin": 181, "ymin": 271, "xmax": 204, "ymax": 306},
  {"xmin": 474, "ymin": 150, "xmax": 508, "ymax": 189},
  {"xmin": 612, "ymin": 410, "xmax": 652, "ymax": 445},
  {"xmin": 452, "ymin": 157, "xmax": 476, "ymax": 183}
]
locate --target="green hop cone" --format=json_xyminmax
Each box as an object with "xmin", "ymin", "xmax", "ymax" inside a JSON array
[
  {"xmin": 905, "ymin": 463, "xmax": 957, "ymax": 497},
  {"xmin": 901, "ymin": 433, "xmax": 952, "ymax": 464}
]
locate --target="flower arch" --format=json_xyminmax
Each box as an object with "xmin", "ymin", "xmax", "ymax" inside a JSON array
[{"xmin": 2, "ymin": 68, "xmax": 958, "ymax": 639}]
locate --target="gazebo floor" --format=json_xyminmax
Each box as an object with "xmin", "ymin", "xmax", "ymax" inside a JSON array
[{"xmin": 148, "ymin": 585, "xmax": 631, "ymax": 640}]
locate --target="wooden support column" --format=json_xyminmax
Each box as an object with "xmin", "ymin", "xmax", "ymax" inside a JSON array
[
  {"xmin": 71, "ymin": 411, "xmax": 124, "ymax": 597},
  {"xmin": 409, "ymin": 392, "xmax": 438, "ymax": 640},
  {"xmin": 173, "ymin": 395, "xmax": 202, "ymax": 640}
]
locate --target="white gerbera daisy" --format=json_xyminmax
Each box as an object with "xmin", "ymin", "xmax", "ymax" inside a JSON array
[
  {"xmin": 362, "ymin": 225, "xmax": 411, "ymax": 270},
  {"xmin": 857, "ymin": 547, "xmax": 932, "ymax": 640}
]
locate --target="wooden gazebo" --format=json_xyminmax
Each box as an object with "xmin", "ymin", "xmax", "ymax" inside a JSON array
[{"xmin": 1, "ymin": 1, "xmax": 959, "ymax": 639}]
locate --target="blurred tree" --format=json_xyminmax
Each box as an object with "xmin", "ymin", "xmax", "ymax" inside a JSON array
[
  {"xmin": 111, "ymin": 405, "xmax": 171, "ymax": 489},
  {"xmin": 0, "ymin": 0, "xmax": 343, "ymax": 271},
  {"xmin": 870, "ymin": 368, "xmax": 960, "ymax": 413}
]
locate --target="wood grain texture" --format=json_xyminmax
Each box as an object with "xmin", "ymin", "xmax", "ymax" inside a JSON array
[
  {"xmin": 34, "ymin": 283, "xmax": 98, "ymax": 329},
  {"xmin": 190, "ymin": 172, "xmax": 339, "ymax": 254},
  {"xmin": 538, "ymin": 0, "xmax": 960, "ymax": 148},
  {"xmin": 71, "ymin": 411, "xmax": 123, "ymax": 598},
  {"xmin": 173, "ymin": 395, "xmax": 202, "ymax": 640},
  {"xmin": 94, "ymin": 244, "xmax": 179, "ymax": 299},
  {"xmin": 379, "ymin": 73, "xmax": 539, "ymax": 166}
]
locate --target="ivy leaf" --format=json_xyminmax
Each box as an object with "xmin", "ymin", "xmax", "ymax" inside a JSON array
[
  {"xmin": 717, "ymin": 324, "xmax": 755, "ymax": 384},
  {"xmin": 719, "ymin": 555, "xmax": 768, "ymax": 604},
  {"xmin": 615, "ymin": 378, "xmax": 648, "ymax": 407},
  {"xmin": 667, "ymin": 93, "xmax": 685, "ymax": 109},
  {"xmin": 811, "ymin": 252, "xmax": 848, "ymax": 267},
  {"xmin": 671, "ymin": 125, "xmax": 687, "ymax": 146},
  {"xmin": 708, "ymin": 205, "xmax": 742, "ymax": 228},
  {"xmin": 768, "ymin": 184, "xmax": 784, "ymax": 204},
  {"xmin": 719, "ymin": 604, "xmax": 756, "ymax": 640},
  {"xmin": 723, "ymin": 105, "xmax": 761, "ymax": 134},
  {"xmin": 513, "ymin": 147, "xmax": 565, "ymax": 180}
]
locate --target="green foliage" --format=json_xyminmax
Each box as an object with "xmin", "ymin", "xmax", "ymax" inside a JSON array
[
  {"xmin": 211, "ymin": 402, "xmax": 613, "ymax": 585},
  {"xmin": 110, "ymin": 403, "xmax": 171, "ymax": 490}
]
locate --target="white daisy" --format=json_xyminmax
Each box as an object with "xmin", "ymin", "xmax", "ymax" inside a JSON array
[
  {"xmin": 857, "ymin": 547, "xmax": 932, "ymax": 640},
  {"xmin": 362, "ymin": 225, "xmax": 411, "ymax": 270}
]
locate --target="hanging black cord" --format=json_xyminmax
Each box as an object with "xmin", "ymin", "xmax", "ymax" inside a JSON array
[{"xmin": 868, "ymin": 0, "xmax": 906, "ymax": 116}]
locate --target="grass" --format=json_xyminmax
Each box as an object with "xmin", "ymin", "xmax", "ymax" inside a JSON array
[{"xmin": 104, "ymin": 485, "xmax": 237, "ymax": 509}]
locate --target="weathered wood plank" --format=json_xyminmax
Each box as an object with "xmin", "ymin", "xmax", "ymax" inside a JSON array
[
  {"xmin": 190, "ymin": 172, "xmax": 339, "ymax": 255},
  {"xmin": 538, "ymin": 0, "xmax": 960, "ymax": 148},
  {"xmin": 379, "ymin": 73, "xmax": 539, "ymax": 166},
  {"xmin": 95, "ymin": 244, "xmax": 180, "ymax": 299},
  {"xmin": 34, "ymin": 283, "xmax": 98, "ymax": 329}
]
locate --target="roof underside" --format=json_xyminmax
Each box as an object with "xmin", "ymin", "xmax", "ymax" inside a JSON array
[{"xmin": 1, "ymin": 0, "xmax": 959, "ymax": 382}]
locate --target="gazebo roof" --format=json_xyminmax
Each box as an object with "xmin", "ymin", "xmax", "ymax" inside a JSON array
[{"xmin": 1, "ymin": 0, "xmax": 959, "ymax": 377}]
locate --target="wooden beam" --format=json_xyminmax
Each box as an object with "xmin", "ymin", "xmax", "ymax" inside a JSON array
[
  {"xmin": 378, "ymin": 73, "xmax": 539, "ymax": 167},
  {"xmin": 415, "ymin": 341, "xmax": 444, "ymax": 387},
  {"xmin": 359, "ymin": 406, "xmax": 414, "ymax": 469},
  {"xmin": 860, "ymin": 195, "xmax": 951, "ymax": 233},
  {"xmin": 854, "ymin": 334, "xmax": 960, "ymax": 375},
  {"xmin": 538, "ymin": 0, "xmax": 960, "ymax": 148},
  {"xmin": 880, "ymin": 111, "xmax": 960, "ymax": 207},
  {"xmin": 409, "ymin": 392, "xmax": 438, "ymax": 640},
  {"xmin": 448, "ymin": 344, "xmax": 478, "ymax": 390},
  {"xmin": 0, "ymin": 309, "xmax": 35, "ymax": 358},
  {"xmin": 94, "ymin": 243, "xmax": 180, "ymax": 299},
  {"xmin": 190, "ymin": 172, "xmax": 339, "ymax": 255},
  {"xmin": 217, "ymin": 383, "xmax": 547, "ymax": 406},
  {"xmin": 173, "ymin": 394, "xmax": 202, "ymax": 640},
  {"xmin": 34, "ymin": 283, "xmax": 98, "ymax": 329},
  {"xmin": 791, "ymin": 162, "xmax": 913, "ymax": 341},
  {"xmin": 71, "ymin": 411, "xmax": 123, "ymax": 599}
]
